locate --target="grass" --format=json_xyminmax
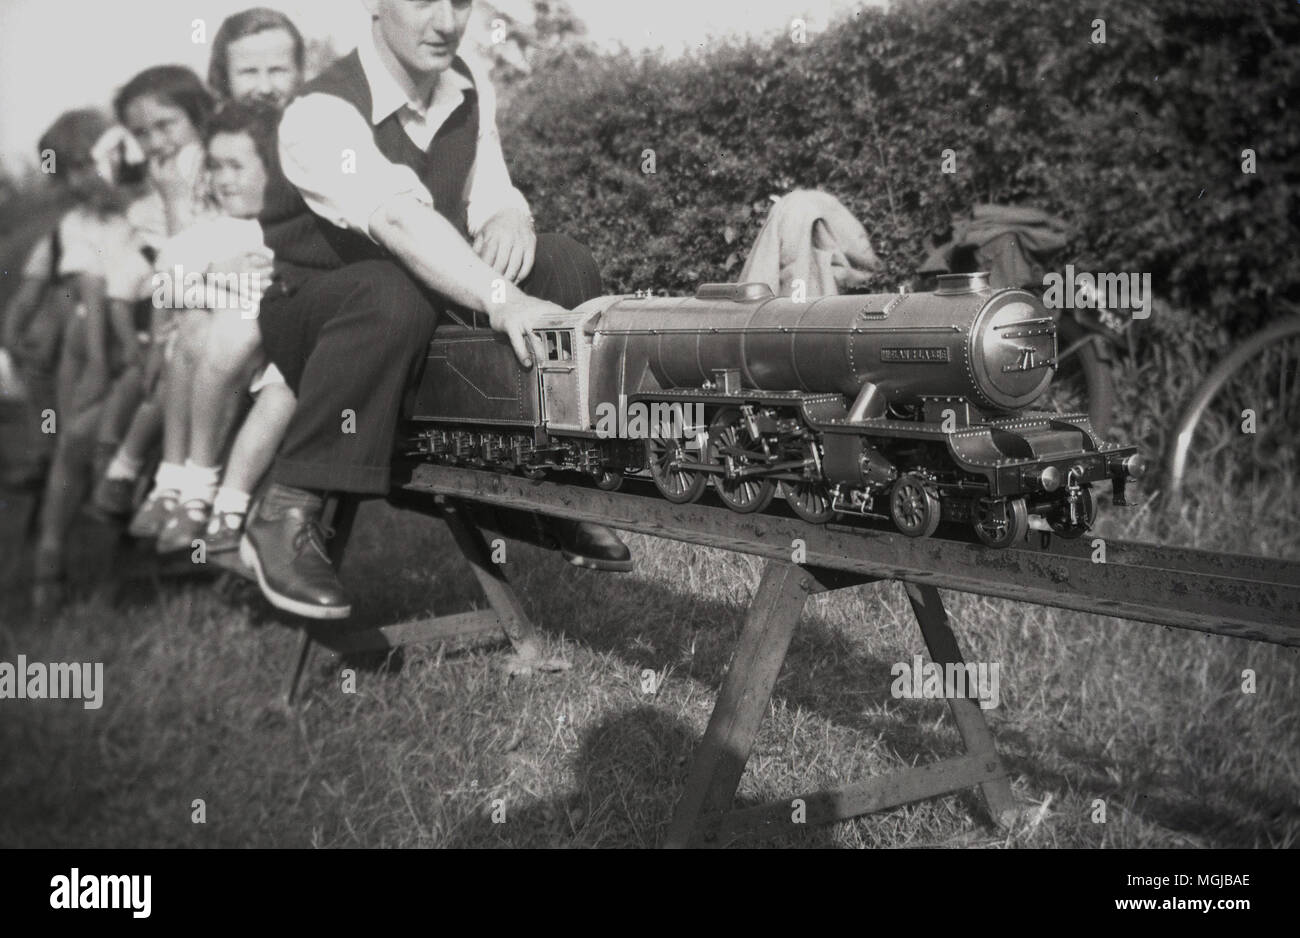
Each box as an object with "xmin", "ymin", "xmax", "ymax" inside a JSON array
[{"xmin": 1, "ymin": 310, "xmax": 1297, "ymax": 849}]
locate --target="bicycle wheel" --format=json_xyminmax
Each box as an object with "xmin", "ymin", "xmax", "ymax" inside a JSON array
[{"xmin": 1166, "ymin": 314, "xmax": 1300, "ymax": 501}]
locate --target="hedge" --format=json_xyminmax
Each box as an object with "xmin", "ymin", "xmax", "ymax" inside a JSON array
[{"xmin": 500, "ymin": 0, "xmax": 1298, "ymax": 335}]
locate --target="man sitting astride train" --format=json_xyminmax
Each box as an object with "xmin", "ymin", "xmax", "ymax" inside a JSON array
[{"xmin": 245, "ymin": 0, "xmax": 631, "ymax": 619}]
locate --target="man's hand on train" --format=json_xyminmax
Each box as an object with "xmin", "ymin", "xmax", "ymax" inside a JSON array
[
  {"xmin": 474, "ymin": 207, "xmax": 536, "ymax": 285},
  {"xmin": 488, "ymin": 293, "xmax": 561, "ymax": 370}
]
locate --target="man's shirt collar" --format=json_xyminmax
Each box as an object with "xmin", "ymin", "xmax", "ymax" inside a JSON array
[{"xmin": 356, "ymin": 27, "xmax": 475, "ymax": 125}]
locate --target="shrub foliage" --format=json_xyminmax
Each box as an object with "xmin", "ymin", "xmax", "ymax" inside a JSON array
[{"xmin": 502, "ymin": 0, "xmax": 1298, "ymax": 334}]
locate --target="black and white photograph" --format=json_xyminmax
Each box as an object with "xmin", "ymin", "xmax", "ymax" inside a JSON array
[{"xmin": 0, "ymin": 0, "xmax": 1294, "ymax": 894}]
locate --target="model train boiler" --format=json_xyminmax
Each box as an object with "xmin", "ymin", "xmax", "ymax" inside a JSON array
[{"xmin": 406, "ymin": 273, "xmax": 1144, "ymax": 547}]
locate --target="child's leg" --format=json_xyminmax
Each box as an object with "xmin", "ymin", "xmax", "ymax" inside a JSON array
[
  {"xmin": 34, "ymin": 403, "xmax": 103, "ymax": 607},
  {"xmin": 117, "ymin": 393, "xmax": 163, "ymax": 471},
  {"xmin": 206, "ymin": 374, "xmax": 295, "ymax": 552},
  {"xmin": 155, "ymin": 311, "xmax": 238, "ymax": 554},
  {"xmin": 161, "ymin": 347, "xmax": 195, "ymax": 468},
  {"xmin": 136, "ymin": 315, "xmax": 205, "ymax": 539},
  {"xmin": 54, "ymin": 311, "xmax": 88, "ymax": 421},
  {"xmin": 223, "ymin": 381, "xmax": 295, "ymax": 496},
  {"xmin": 97, "ymin": 362, "xmax": 145, "ymax": 450},
  {"xmin": 92, "ymin": 360, "xmax": 145, "ymax": 477},
  {"xmin": 125, "ymin": 385, "xmax": 180, "ymax": 538},
  {"xmin": 188, "ymin": 311, "xmax": 264, "ymax": 470},
  {"xmin": 91, "ymin": 346, "xmax": 164, "ymax": 519}
]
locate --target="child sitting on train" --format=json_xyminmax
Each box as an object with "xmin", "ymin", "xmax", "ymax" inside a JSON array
[
  {"xmin": 87, "ymin": 67, "xmax": 216, "ymax": 532},
  {"xmin": 139, "ymin": 101, "xmax": 294, "ymax": 555}
]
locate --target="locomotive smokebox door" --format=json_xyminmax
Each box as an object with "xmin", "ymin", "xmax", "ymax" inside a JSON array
[{"xmin": 537, "ymin": 328, "xmax": 583, "ymax": 430}]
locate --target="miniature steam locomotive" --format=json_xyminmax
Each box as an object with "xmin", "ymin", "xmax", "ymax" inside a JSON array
[{"xmin": 406, "ymin": 272, "xmax": 1143, "ymax": 547}]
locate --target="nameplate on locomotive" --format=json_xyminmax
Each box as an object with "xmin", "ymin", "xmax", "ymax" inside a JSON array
[{"xmin": 881, "ymin": 347, "xmax": 950, "ymax": 363}]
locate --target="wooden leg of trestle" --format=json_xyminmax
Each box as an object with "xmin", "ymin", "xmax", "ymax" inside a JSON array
[
  {"xmin": 438, "ymin": 497, "xmax": 543, "ymax": 660},
  {"xmin": 664, "ymin": 562, "xmax": 812, "ymax": 848},
  {"xmin": 904, "ymin": 582, "xmax": 1019, "ymax": 828}
]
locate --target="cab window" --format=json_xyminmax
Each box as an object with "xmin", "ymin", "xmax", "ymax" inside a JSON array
[{"xmin": 541, "ymin": 330, "xmax": 574, "ymax": 362}]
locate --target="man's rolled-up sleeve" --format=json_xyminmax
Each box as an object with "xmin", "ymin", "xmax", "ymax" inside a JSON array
[
  {"xmin": 278, "ymin": 95, "xmax": 435, "ymax": 240},
  {"xmin": 465, "ymin": 126, "xmax": 531, "ymax": 237},
  {"xmin": 461, "ymin": 57, "xmax": 531, "ymax": 238}
]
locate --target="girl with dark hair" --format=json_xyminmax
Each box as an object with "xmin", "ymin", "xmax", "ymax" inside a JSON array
[
  {"xmin": 153, "ymin": 102, "xmax": 288, "ymax": 553},
  {"xmin": 114, "ymin": 65, "xmax": 216, "ymax": 238},
  {"xmin": 92, "ymin": 66, "xmax": 219, "ymax": 538}
]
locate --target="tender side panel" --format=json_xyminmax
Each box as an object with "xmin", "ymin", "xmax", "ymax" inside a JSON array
[{"xmin": 410, "ymin": 327, "xmax": 539, "ymax": 426}]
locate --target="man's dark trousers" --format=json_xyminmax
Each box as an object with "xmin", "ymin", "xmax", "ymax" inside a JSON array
[{"xmin": 259, "ymin": 233, "xmax": 602, "ymax": 495}]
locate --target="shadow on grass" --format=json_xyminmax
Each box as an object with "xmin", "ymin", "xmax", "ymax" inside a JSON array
[
  {"xmin": 4, "ymin": 492, "xmax": 1289, "ymax": 847},
  {"xmin": 296, "ymin": 500, "xmax": 1005, "ymax": 844},
  {"xmin": 329, "ymin": 501, "xmax": 1295, "ymax": 847},
  {"xmin": 440, "ymin": 705, "xmax": 839, "ymax": 848}
]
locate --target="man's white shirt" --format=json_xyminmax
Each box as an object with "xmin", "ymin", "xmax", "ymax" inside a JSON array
[{"xmin": 277, "ymin": 29, "xmax": 530, "ymax": 244}]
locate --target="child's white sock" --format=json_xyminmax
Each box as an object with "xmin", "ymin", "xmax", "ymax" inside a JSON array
[
  {"xmin": 212, "ymin": 486, "xmax": 251, "ymax": 517},
  {"xmin": 105, "ymin": 450, "xmax": 144, "ymax": 482},
  {"xmin": 148, "ymin": 461, "xmax": 186, "ymax": 499},
  {"xmin": 179, "ymin": 460, "xmax": 221, "ymax": 507}
]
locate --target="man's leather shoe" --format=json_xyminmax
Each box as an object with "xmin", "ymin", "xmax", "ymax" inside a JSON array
[
  {"xmin": 239, "ymin": 484, "xmax": 351, "ymax": 620},
  {"xmin": 554, "ymin": 520, "xmax": 633, "ymax": 572}
]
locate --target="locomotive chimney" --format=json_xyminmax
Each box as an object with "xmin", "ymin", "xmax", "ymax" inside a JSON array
[{"xmin": 935, "ymin": 272, "xmax": 991, "ymax": 295}]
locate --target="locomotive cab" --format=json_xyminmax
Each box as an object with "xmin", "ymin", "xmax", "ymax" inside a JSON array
[{"xmin": 528, "ymin": 307, "xmax": 605, "ymax": 433}]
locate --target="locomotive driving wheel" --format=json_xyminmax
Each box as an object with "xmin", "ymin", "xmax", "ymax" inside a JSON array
[
  {"xmin": 890, "ymin": 473, "xmax": 942, "ymax": 538},
  {"xmin": 645, "ymin": 437, "xmax": 706, "ymax": 504},
  {"xmin": 780, "ymin": 479, "xmax": 836, "ymax": 523},
  {"xmin": 972, "ymin": 496, "xmax": 1029, "ymax": 548},
  {"xmin": 708, "ymin": 407, "xmax": 776, "ymax": 513},
  {"xmin": 1050, "ymin": 486, "xmax": 1096, "ymax": 539}
]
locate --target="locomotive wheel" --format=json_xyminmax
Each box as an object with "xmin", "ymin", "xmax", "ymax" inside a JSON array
[
  {"xmin": 645, "ymin": 437, "xmax": 706, "ymax": 504},
  {"xmin": 708, "ymin": 408, "xmax": 776, "ymax": 513},
  {"xmin": 890, "ymin": 474, "xmax": 941, "ymax": 538},
  {"xmin": 595, "ymin": 468, "xmax": 624, "ymax": 492},
  {"xmin": 972, "ymin": 496, "xmax": 1029, "ymax": 548},
  {"xmin": 1050, "ymin": 486, "xmax": 1096, "ymax": 539},
  {"xmin": 780, "ymin": 479, "xmax": 836, "ymax": 523}
]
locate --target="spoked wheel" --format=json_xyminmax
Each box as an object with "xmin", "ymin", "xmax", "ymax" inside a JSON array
[
  {"xmin": 1166, "ymin": 312, "xmax": 1300, "ymax": 502},
  {"xmin": 645, "ymin": 437, "xmax": 706, "ymax": 504},
  {"xmin": 594, "ymin": 468, "xmax": 624, "ymax": 492},
  {"xmin": 890, "ymin": 473, "xmax": 941, "ymax": 538},
  {"xmin": 973, "ymin": 496, "xmax": 1029, "ymax": 548},
  {"xmin": 1050, "ymin": 487, "xmax": 1096, "ymax": 539},
  {"xmin": 780, "ymin": 479, "xmax": 836, "ymax": 523},
  {"xmin": 708, "ymin": 407, "xmax": 776, "ymax": 513}
]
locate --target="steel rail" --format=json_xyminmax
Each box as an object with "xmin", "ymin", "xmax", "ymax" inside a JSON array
[{"xmin": 392, "ymin": 461, "xmax": 1300, "ymax": 647}]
